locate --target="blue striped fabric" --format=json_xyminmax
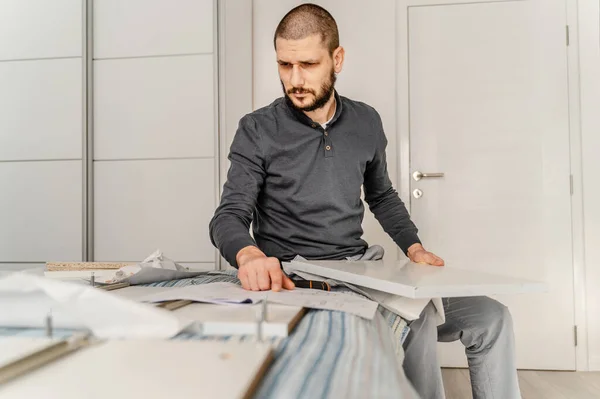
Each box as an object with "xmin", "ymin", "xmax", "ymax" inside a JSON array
[
  {"xmin": 254, "ymin": 309, "xmax": 418, "ymax": 398},
  {"xmin": 0, "ymin": 272, "xmax": 419, "ymax": 398}
]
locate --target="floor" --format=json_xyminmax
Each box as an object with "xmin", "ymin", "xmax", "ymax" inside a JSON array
[{"xmin": 442, "ymin": 368, "xmax": 600, "ymax": 399}]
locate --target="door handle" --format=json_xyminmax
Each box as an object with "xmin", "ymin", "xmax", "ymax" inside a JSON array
[{"xmin": 412, "ymin": 171, "xmax": 445, "ymax": 181}]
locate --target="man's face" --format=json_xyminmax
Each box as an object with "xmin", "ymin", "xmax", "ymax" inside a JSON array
[{"xmin": 276, "ymin": 35, "xmax": 339, "ymax": 112}]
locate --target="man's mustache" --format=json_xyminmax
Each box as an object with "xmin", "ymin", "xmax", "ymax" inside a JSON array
[{"xmin": 287, "ymin": 87, "xmax": 315, "ymax": 95}]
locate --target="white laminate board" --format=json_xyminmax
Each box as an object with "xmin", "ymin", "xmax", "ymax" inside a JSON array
[
  {"xmin": 94, "ymin": 55, "xmax": 214, "ymax": 160},
  {"xmin": 112, "ymin": 286, "xmax": 304, "ymax": 337},
  {"xmin": 0, "ymin": 0, "xmax": 82, "ymax": 60},
  {"xmin": 0, "ymin": 338, "xmax": 58, "ymax": 369},
  {"xmin": 0, "ymin": 58, "xmax": 82, "ymax": 161},
  {"xmin": 177, "ymin": 303, "xmax": 304, "ymax": 337},
  {"xmin": 0, "ymin": 340, "xmax": 273, "ymax": 399},
  {"xmin": 288, "ymin": 260, "xmax": 546, "ymax": 299},
  {"xmin": 93, "ymin": 0, "xmax": 213, "ymax": 59}
]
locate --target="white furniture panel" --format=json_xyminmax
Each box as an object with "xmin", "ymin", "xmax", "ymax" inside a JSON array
[
  {"xmin": 0, "ymin": 161, "xmax": 82, "ymax": 262},
  {"xmin": 94, "ymin": 55, "xmax": 214, "ymax": 160},
  {"xmin": 288, "ymin": 259, "xmax": 545, "ymax": 298},
  {"xmin": 94, "ymin": 159, "xmax": 216, "ymax": 262},
  {"xmin": 0, "ymin": 340, "xmax": 272, "ymax": 399},
  {"xmin": 93, "ymin": 0, "xmax": 213, "ymax": 59},
  {"xmin": 113, "ymin": 286, "xmax": 303, "ymax": 337},
  {"xmin": 0, "ymin": 58, "xmax": 82, "ymax": 161},
  {"xmin": 0, "ymin": 0, "xmax": 82, "ymax": 61}
]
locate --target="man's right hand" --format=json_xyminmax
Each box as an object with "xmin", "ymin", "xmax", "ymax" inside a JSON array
[{"xmin": 236, "ymin": 246, "xmax": 295, "ymax": 292}]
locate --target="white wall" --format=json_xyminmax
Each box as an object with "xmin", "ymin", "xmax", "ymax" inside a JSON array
[
  {"xmin": 92, "ymin": 0, "xmax": 218, "ymax": 269},
  {"xmin": 578, "ymin": 0, "xmax": 600, "ymax": 371},
  {"xmin": 0, "ymin": 0, "xmax": 83, "ymax": 265}
]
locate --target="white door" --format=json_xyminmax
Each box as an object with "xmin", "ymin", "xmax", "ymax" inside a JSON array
[{"xmin": 406, "ymin": 0, "xmax": 575, "ymax": 370}]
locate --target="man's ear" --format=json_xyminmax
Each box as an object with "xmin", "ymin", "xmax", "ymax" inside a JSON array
[{"xmin": 333, "ymin": 46, "xmax": 345, "ymax": 74}]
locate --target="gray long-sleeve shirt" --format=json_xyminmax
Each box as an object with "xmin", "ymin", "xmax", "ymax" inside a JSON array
[{"xmin": 209, "ymin": 91, "xmax": 421, "ymax": 268}]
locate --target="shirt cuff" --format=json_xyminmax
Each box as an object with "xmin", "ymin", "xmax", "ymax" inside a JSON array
[
  {"xmin": 222, "ymin": 235, "xmax": 258, "ymax": 269},
  {"xmin": 395, "ymin": 231, "xmax": 422, "ymax": 256}
]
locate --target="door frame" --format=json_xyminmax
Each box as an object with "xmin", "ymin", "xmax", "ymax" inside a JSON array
[
  {"xmin": 568, "ymin": 0, "xmax": 600, "ymax": 372},
  {"xmin": 565, "ymin": 0, "xmax": 589, "ymax": 373},
  {"xmin": 396, "ymin": 0, "xmax": 589, "ymax": 371},
  {"xmin": 216, "ymin": 0, "xmax": 254, "ymax": 270}
]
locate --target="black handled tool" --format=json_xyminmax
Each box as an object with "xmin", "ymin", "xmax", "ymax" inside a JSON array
[{"xmin": 293, "ymin": 280, "xmax": 331, "ymax": 291}]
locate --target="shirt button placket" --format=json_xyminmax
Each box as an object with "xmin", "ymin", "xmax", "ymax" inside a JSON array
[{"xmin": 324, "ymin": 130, "xmax": 333, "ymax": 158}]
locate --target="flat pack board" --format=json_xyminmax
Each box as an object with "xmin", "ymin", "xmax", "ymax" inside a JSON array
[
  {"xmin": 0, "ymin": 340, "xmax": 273, "ymax": 399},
  {"xmin": 113, "ymin": 286, "xmax": 305, "ymax": 337},
  {"xmin": 288, "ymin": 259, "xmax": 546, "ymax": 299}
]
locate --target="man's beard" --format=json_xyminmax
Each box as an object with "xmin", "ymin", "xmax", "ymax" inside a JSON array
[{"xmin": 282, "ymin": 69, "xmax": 336, "ymax": 112}]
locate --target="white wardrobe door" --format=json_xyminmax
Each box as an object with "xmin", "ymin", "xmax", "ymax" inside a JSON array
[
  {"xmin": 93, "ymin": 0, "xmax": 213, "ymax": 59},
  {"xmin": 0, "ymin": 0, "xmax": 82, "ymax": 61},
  {"xmin": 94, "ymin": 159, "xmax": 215, "ymax": 262},
  {"xmin": 0, "ymin": 58, "xmax": 82, "ymax": 161},
  {"xmin": 0, "ymin": 161, "xmax": 82, "ymax": 262},
  {"xmin": 94, "ymin": 55, "xmax": 214, "ymax": 160}
]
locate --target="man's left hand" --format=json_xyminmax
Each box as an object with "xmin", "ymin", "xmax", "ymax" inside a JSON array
[{"xmin": 407, "ymin": 243, "xmax": 445, "ymax": 266}]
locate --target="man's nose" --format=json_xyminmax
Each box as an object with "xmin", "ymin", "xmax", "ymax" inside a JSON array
[{"xmin": 290, "ymin": 65, "xmax": 304, "ymax": 87}]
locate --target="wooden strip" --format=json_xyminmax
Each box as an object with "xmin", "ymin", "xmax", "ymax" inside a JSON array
[
  {"xmin": 156, "ymin": 300, "xmax": 193, "ymax": 311},
  {"xmin": 46, "ymin": 262, "xmax": 133, "ymax": 271},
  {"xmin": 96, "ymin": 282, "xmax": 131, "ymax": 291}
]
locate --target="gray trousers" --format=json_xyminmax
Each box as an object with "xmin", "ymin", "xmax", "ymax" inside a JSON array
[{"xmin": 402, "ymin": 296, "xmax": 521, "ymax": 399}]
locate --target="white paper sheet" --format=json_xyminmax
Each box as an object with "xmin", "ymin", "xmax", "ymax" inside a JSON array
[
  {"xmin": 283, "ymin": 265, "xmax": 445, "ymax": 323},
  {"xmin": 359, "ymin": 287, "xmax": 445, "ymax": 324},
  {"xmin": 139, "ymin": 282, "xmax": 378, "ymax": 319},
  {"xmin": 0, "ymin": 273, "xmax": 188, "ymax": 339}
]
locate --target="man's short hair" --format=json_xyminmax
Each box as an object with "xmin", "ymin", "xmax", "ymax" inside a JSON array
[{"xmin": 273, "ymin": 3, "xmax": 339, "ymax": 55}]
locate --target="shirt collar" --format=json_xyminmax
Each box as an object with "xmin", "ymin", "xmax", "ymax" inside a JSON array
[{"xmin": 284, "ymin": 90, "xmax": 343, "ymax": 129}]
